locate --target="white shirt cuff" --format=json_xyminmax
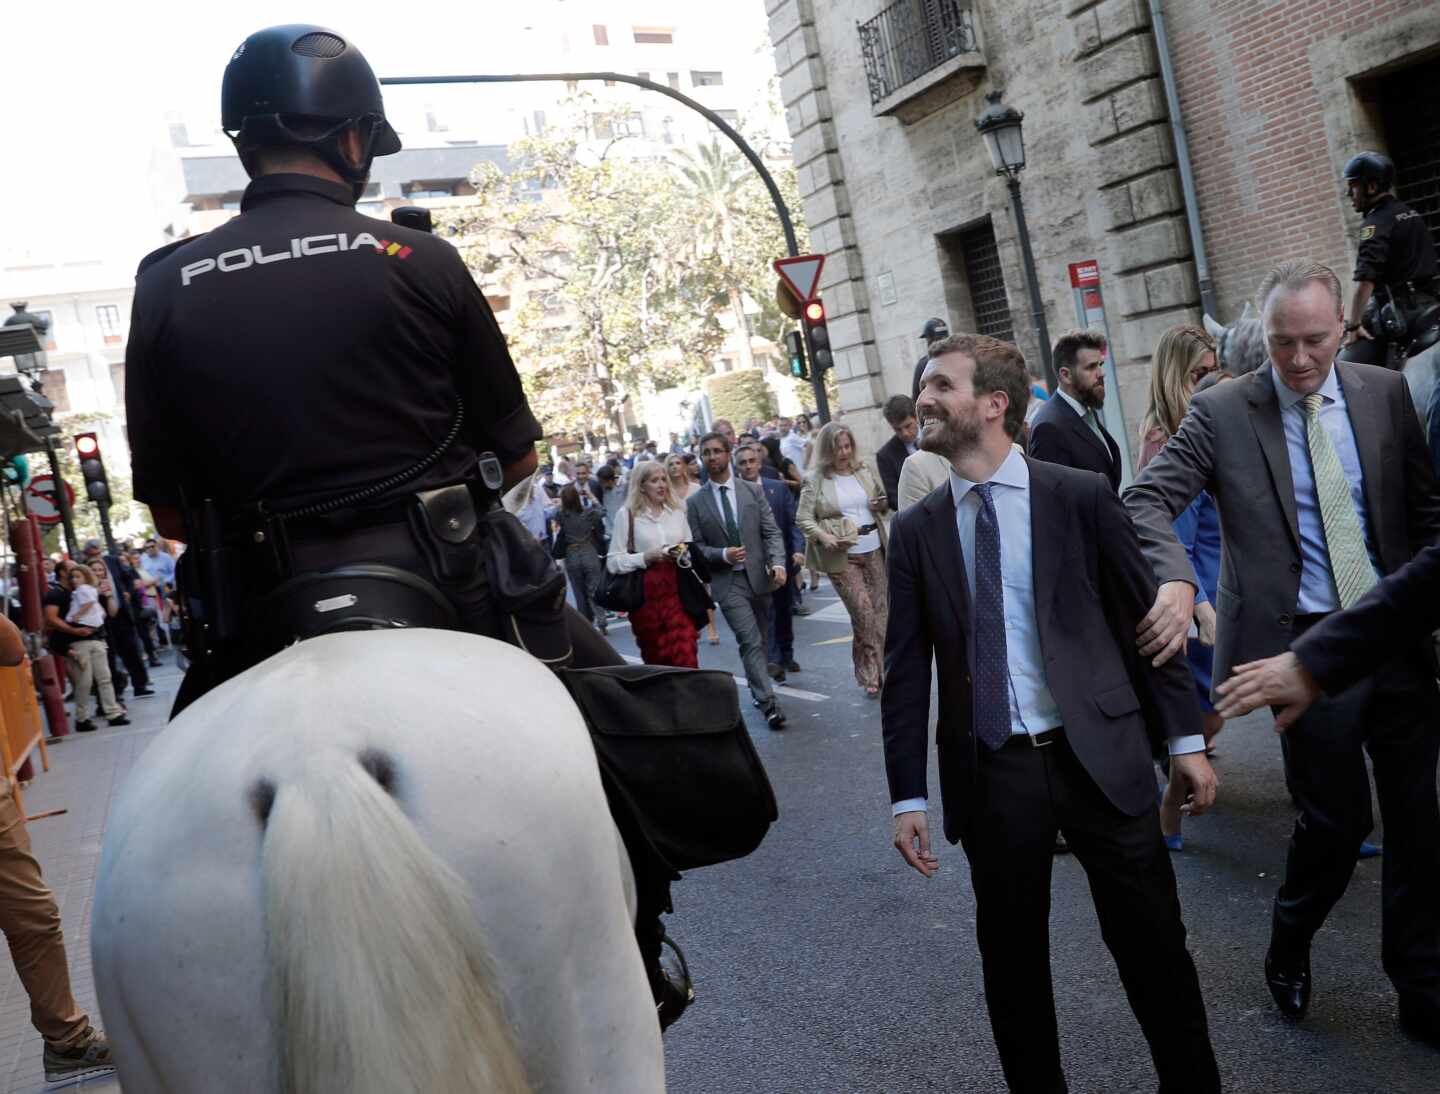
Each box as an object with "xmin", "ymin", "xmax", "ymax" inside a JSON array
[
  {"xmin": 892, "ymin": 797, "xmax": 927, "ymax": 816},
  {"xmin": 1167, "ymin": 735, "xmax": 1206, "ymax": 756}
]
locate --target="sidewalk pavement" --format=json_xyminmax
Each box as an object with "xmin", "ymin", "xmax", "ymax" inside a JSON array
[{"xmin": 0, "ymin": 654, "xmax": 183, "ymax": 1093}]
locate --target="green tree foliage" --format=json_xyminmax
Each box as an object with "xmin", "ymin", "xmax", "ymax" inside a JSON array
[
  {"xmin": 704, "ymin": 370, "xmax": 776, "ymax": 425},
  {"xmin": 441, "ymin": 105, "xmax": 806, "ymax": 442}
]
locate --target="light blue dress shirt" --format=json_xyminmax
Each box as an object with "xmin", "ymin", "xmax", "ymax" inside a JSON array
[
  {"xmin": 892, "ymin": 448, "xmax": 1201, "ymax": 816},
  {"xmin": 1271, "ymin": 365, "xmax": 1380, "ymax": 614}
]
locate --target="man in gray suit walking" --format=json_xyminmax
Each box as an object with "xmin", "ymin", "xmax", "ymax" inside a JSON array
[
  {"xmin": 1125, "ymin": 259, "xmax": 1440, "ymax": 1045},
  {"xmin": 688, "ymin": 431, "xmax": 789, "ymax": 729}
]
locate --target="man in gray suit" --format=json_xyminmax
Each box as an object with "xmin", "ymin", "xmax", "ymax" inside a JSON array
[
  {"xmin": 688, "ymin": 431, "xmax": 789, "ymax": 729},
  {"xmin": 1125, "ymin": 259, "xmax": 1440, "ymax": 1044}
]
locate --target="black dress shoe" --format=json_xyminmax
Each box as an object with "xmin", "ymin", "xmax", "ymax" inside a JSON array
[
  {"xmin": 1399, "ymin": 994, "xmax": 1440, "ymax": 1047},
  {"xmin": 784, "ymin": 659, "xmax": 801, "ymax": 673},
  {"xmin": 764, "ymin": 701, "xmax": 787, "ymax": 730},
  {"xmin": 1265, "ymin": 946, "xmax": 1311, "ymax": 1019}
]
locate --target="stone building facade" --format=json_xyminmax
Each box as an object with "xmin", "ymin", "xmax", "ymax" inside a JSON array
[{"xmin": 766, "ymin": 0, "xmax": 1440, "ymax": 467}]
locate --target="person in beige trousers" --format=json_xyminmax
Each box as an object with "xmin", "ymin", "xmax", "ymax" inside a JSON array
[{"xmin": 797, "ymin": 422, "xmax": 891, "ymax": 696}]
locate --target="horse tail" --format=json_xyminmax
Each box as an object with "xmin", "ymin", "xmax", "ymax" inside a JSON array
[{"xmin": 258, "ymin": 749, "xmax": 531, "ymax": 1094}]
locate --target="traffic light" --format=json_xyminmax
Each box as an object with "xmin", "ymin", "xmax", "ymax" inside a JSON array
[
  {"xmin": 803, "ymin": 299, "xmax": 833, "ymax": 374},
  {"xmin": 74, "ymin": 432, "xmax": 111, "ymax": 508},
  {"xmin": 785, "ymin": 330, "xmax": 809, "ymax": 380}
]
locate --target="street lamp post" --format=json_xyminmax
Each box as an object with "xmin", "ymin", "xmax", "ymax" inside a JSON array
[{"xmin": 975, "ymin": 91, "xmax": 1055, "ymax": 390}]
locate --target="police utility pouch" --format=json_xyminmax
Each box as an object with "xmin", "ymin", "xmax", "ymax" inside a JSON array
[
  {"xmin": 411, "ymin": 483, "xmax": 481, "ymax": 583},
  {"xmin": 560, "ymin": 665, "xmax": 779, "ymax": 873}
]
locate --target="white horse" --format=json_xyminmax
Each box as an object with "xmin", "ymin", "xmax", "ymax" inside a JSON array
[{"xmin": 91, "ymin": 629, "xmax": 665, "ymax": 1093}]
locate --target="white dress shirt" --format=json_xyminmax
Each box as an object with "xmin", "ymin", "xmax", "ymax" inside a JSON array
[
  {"xmin": 1057, "ymin": 388, "xmax": 1108, "ymax": 446},
  {"xmin": 706, "ymin": 476, "xmax": 747, "ymax": 569},
  {"xmin": 1270, "ymin": 364, "xmax": 1379, "ymax": 613},
  {"xmin": 607, "ymin": 505, "xmax": 693, "ymax": 573},
  {"xmin": 893, "ymin": 448, "xmax": 1202, "ymax": 816}
]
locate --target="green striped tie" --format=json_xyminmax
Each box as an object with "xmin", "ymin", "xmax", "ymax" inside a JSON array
[{"xmin": 1302, "ymin": 392, "xmax": 1377, "ymax": 609}]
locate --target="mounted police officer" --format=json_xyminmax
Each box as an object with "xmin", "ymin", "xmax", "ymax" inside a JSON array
[
  {"xmin": 125, "ymin": 23, "xmax": 695, "ymax": 1027},
  {"xmin": 1339, "ymin": 150, "xmax": 1440, "ymax": 367}
]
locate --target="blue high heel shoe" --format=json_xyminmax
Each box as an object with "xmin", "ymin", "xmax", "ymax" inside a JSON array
[{"xmin": 1157, "ymin": 787, "xmax": 1183, "ymax": 852}]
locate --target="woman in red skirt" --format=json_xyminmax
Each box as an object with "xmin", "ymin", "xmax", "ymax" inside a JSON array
[{"xmin": 607, "ymin": 461, "xmax": 699, "ymax": 668}]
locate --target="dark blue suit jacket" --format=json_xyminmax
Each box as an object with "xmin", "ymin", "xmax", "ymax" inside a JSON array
[{"xmin": 759, "ymin": 476, "xmax": 804, "ymax": 567}]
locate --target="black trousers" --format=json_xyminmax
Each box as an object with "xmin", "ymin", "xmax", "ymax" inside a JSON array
[
  {"xmin": 767, "ymin": 578, "xmax": 795, "ymax": 664},
  {"xmin": 105, "ymin": 616, "xmax": 149, "ymax": 696},
  {"xmin": 1273, "ymin": 616, "xmax": 1440, "ymax": 1003},
  {"xmin": 958, "ymin": 733, "xmax": 1218, "ymax": 1094}
]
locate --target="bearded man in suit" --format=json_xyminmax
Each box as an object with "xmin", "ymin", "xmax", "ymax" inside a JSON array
[{"xmin": 883, "ymin": 332, "xmax": 1219, "ymax": 1092}]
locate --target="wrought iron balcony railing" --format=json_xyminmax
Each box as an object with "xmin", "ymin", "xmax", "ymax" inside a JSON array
[{"xmin": 858, "ymin": 0, "xmax": 980, "ymax": 107}]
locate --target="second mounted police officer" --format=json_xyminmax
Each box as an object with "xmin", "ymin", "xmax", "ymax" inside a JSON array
[{"xmin": 1338, "ymin": 150, "xmax": 1440, "ymax": 367}]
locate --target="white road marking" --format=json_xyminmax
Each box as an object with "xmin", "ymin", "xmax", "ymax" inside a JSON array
[{"xmin": 796, "ymin": 601, "xmax": 854, "ymax": 624}]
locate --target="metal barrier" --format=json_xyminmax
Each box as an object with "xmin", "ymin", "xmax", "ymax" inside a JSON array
[{"xmin": 858, "ymin": 0, "xmax": 979, "ymax": 106}]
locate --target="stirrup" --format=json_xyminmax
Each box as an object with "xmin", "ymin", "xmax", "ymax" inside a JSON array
[{"xmin": 654, "ymin": 934, "xmax": 695, "ymax": 1031}]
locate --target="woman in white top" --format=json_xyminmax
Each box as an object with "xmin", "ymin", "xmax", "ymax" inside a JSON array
[
  {"xmin": 664, "ymin": 453, "xmax": 718, "ymax": 644},
  {"xmin": 796, "ymin": 422, "xmax": 891, "ymax": 696},
  {"xmin": 608, "ymin": 461, "xmax": 700, "ymax": 667}
]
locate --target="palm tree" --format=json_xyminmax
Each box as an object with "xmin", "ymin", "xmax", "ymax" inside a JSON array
[{"xmin": 673, "ymin": 139, "xmax": 757, "ymax": 372}]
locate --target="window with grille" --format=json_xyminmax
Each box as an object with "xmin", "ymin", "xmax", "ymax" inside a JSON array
[
  {"xmin": 958, "ymin": 220, "xmax": 1014, "ymax": 342},
  {"xmin": 667, "ymin": 72, "xmax": 681, "ymax": 89},
  {"xmin": 1380, "ymin": 57, "xmax": 1440, "ymax": 247},
  {"xmin": 96, "ymin": 304, "xmax": 123, "ymax": 346},
  {"xmin": 690, "ymin": 71, "xmax": 723, "ymax": 87}
]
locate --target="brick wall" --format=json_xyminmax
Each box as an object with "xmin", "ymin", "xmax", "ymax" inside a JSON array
[{"xmin": 1166, "ymin": 0, "xmax": 1435, "ymax": 321}]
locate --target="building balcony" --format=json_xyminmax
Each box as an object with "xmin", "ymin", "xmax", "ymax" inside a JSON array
[{"xmin": 858, "ymin": 0, "xmax": 985, "ymax": 124}]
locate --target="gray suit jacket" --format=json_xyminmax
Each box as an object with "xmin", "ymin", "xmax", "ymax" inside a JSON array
[
  {"xmin": 1124, "ymin": 361, "xmax": 1440, "ymax": 691},
  {"xmin": 687, "ymin": 477, "xmax": 785, "ymax": 598}
]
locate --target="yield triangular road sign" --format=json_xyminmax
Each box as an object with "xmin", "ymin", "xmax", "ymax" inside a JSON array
[{"xmin": 774, "ymin": 253, "xmax": 826, "ymax": 302}]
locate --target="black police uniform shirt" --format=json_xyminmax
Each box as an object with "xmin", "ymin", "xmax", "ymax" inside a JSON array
[
  {"xmin": 125, "ymin": 173, "xmax": 542, "ymax": 513},
  {"xmin": 1354, "ymin": 193, "xmax": 1439, "ymax": 293}
]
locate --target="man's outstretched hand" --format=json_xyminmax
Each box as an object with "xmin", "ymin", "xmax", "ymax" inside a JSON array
[
  {"xmin": 1138, "ymin": 581, "xmax": 1195, "ymax": 667},
  {"xmin": 1214, "ymin": 652, "xmax": 1322, "ymax": 732}
]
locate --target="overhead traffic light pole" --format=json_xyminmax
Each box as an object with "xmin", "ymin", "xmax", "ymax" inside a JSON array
[{"xmin": 379, "ymin": 70, "xmax": 832, "ymax": 422}]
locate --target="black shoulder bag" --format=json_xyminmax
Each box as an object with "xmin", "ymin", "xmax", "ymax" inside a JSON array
[{"xmin": 594, "ymin": 512, "xmax": 646, "ymax": 613}]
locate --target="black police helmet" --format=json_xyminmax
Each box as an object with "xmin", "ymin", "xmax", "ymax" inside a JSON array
[
  {"xmin": 1342, "ymin": 151, "xmax": 1394, "ymax": 192},
  {"xmin": 920, "ymin": 317, "xmax": 949, "ymax": 340},
  {"xmin": 222, "ymin": 25, "xmax": 401, "ymax": 181}
]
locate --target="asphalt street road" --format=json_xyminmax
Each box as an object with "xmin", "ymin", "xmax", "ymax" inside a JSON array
[{"xmin": 590, "ymin": 584, "xmax": 1440, "ymax": 1093}]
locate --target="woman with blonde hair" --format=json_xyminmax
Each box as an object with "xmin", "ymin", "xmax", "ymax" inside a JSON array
[
  {"xmin": 1138, "ymin": 324, "xmax": 1224, "ymax": 851},
  {"xmin": 665, "ymin": 453, "xmax": 701, "ymax": 502},
  {"xmin": 796, "ymin": 422, "xmax": 891, "ymax": 697},
  {"xmin": 607, "ymin": 460, "xmax": 700, "ymax": 667}
]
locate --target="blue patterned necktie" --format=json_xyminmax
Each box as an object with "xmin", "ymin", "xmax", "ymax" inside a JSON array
[{"xmin": 972, "ymin": 483, "xmax": 1011, "ymax": 750}]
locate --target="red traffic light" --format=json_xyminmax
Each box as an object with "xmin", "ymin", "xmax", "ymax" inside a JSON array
[
  {"xmin": 803, "ymin": 301, "xmax": 826, "ymax": 323},
  {"xmin": 75, "ymin": 433, "xmax": 100, "ymax": 457}
]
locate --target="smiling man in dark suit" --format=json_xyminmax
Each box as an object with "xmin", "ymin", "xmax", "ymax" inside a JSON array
[
  {"xmin": 1027, "ymin": 328, "xmax": 1121, "ymax": 491},
  {"xmin": 883, "ymin": 333, "xmax": 1219, "ymax": 1093},
  {"xmin": 1126, "ymin": 259, "xmax": 1440, "ymax": 1044}
]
